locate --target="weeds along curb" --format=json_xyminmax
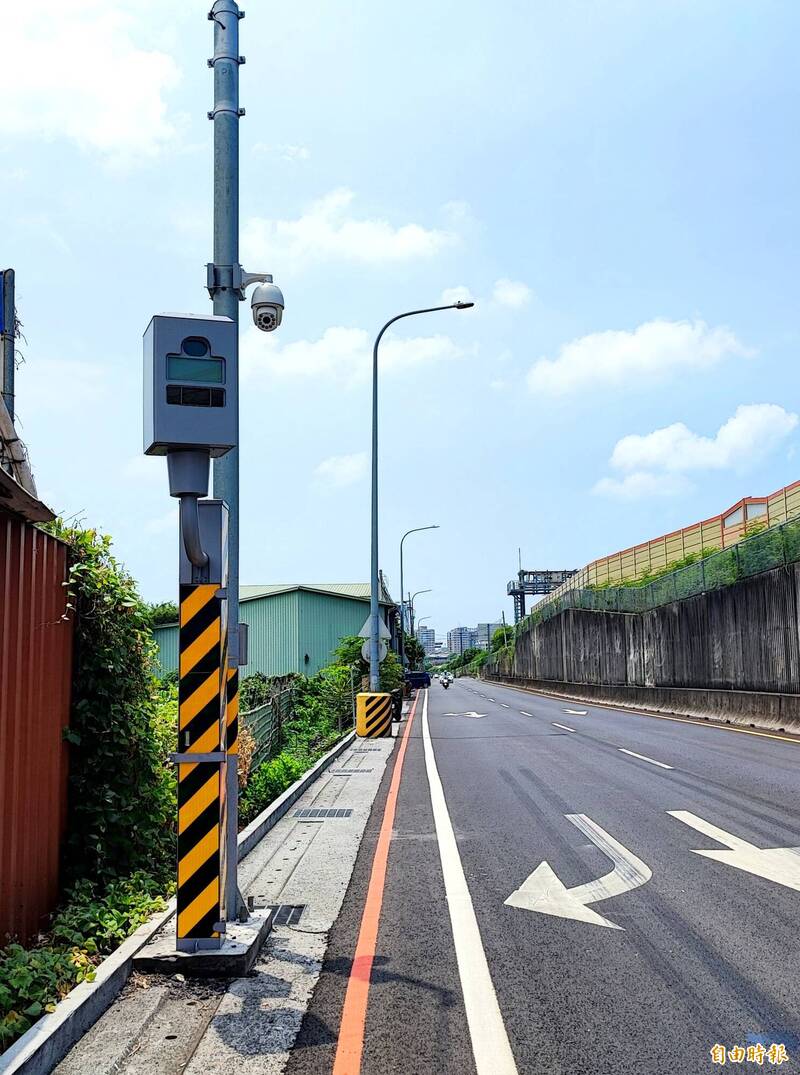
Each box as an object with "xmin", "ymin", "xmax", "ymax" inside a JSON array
[{"xmin": 0, "ymin": 730, "xmax": 356, "ymax": 1075}]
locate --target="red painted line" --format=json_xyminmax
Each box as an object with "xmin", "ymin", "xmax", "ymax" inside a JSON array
[{"xmin": 332, "ymin": 691, "xmax": 420, "ymax": 1075}]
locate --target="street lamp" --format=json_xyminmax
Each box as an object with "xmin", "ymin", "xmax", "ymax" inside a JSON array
[
  {"xmin": 399, "ymin": 524, "xmax": 439, "ymax": 668},
  {"xmin": 369, "ymin": 300, "xmax": 474, "ymax": 690},
  {"xmin": 408, "ymin": 588, "xmax": 432, "ymax": 635}
]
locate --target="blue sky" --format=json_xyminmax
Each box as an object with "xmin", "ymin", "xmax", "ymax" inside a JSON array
[{"xmin": 4, "ymin": 0, "xmax": 800, "ymax": 638}]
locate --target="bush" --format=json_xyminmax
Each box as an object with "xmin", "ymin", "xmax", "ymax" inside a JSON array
[
  {"xmin": 239, "ymin": 754, "xmax": 308, "ymax": 826},
  {"xmin": 44, "ymin": 523, "xmax": 177, "ymax": 888},
  {"xmin": 0, "ymin": 871, "xmax": 168, "ymax": 1050},
  {"xmin": 0, "ymin": 945, "xmax": 94, "ymax": 1049},
  {"xmin": 50, "ymin": 873, "xmax": 169, "ymax": 956}
]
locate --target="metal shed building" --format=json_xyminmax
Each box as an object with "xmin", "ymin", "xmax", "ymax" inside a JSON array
[{"xmin": 153, "ymin": 582, "xmax": 396, "ymax": 678}]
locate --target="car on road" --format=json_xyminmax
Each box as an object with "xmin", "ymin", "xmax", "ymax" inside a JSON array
[{"xmin": 405, "ymin": 670, "xmax": 431, "ymax": 690}]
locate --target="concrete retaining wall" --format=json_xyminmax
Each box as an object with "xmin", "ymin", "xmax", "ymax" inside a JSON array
[{"xmin": 486, "ymin": 562, "xmax": 800, "ymax": 730}]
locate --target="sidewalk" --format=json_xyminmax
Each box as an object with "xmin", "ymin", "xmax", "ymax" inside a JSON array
[{"xmin": 54, "ymin": 732, "xmax": 397, "ymax": 1075}]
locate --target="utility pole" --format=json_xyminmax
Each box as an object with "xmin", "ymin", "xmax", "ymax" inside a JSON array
[{"xmin": 208, "ymin": 0, "xmax": 244, "ymax": 922}]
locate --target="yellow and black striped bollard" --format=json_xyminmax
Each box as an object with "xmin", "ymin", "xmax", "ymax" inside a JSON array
[
  {"xmin": 177, "ymin": 582, "xmax": 224, "ymax": 948},
  {"xmin": 356, "ymin": 692, "xmax": 393, "ymax": 738}
]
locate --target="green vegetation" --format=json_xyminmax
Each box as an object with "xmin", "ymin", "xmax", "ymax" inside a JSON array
[
  {"xmin": 0, "ymin": 543, "xmax": 395, "ymax": 1052},
  {"xmin": 2, "ymin": 523, "xmax": 178, "ymax": 1051},
  {"xmin": 508, "ymin": 516, "xmax": 800, "ymax": 638},
  {"xmin": 145, "ymin": 600, "xmax": 179, "ymax": 626}
]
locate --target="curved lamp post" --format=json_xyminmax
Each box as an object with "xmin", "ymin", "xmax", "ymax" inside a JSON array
[
  {"xmin": 369, "ymin": 301, "xmax": 473, "ymax": 689},
  {"xmin": 399, "ymin": 524, "xmax": 439, "ymax": 668},
  {"xmin": 408, "ymin": 588, "xmax": 432, "ymax": 636}
]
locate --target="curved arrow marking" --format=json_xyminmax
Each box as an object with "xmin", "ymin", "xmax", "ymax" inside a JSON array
[
  {"xmin": 669, "ymin": 810, "xmax": 800, "ymax": 891},
  {"xmin": 505, "ymin": 813, "xmax": 652, "ymax": 929}
]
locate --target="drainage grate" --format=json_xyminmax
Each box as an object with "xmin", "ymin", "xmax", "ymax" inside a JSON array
[
  {"xmin": 294, "ymin": 807, "xmax": 353, "ymax": 819},
  {"xmin": 331, "ymin": 769, "xmax": 373, "ymax": 775},
  {"xmin": 353, "ymin": 748, "xmax": 381, "ymax": 753},
  {"xmin": 271, "ymin": 903, "xmax": 307, "ymax": 926}
]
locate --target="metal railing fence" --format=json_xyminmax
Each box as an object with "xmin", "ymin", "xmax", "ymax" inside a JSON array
[{"xmin": 518, "ymin": 515, "xmax": 800, "ymax": 630}]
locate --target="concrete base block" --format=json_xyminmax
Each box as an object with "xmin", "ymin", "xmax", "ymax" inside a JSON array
[{"xmin": 132, "ymin": 910, "xmax": 274, "ymax": 978}]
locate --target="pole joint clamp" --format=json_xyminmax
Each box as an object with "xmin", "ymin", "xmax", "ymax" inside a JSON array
[
  {"xmin": 207, "ymin": 105, "xmax": 246, "ymax": 120},
  {"xmin": 207, "ymin": 54, "xmax": 246, "ymax": 67}
]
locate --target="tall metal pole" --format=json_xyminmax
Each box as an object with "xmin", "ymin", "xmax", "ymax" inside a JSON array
[
  {"xmin": 399, "ymin": 524, "xmax": 439, "ymax": 669},
  {"xmin": 370, "ymin": 302, "xmax": 472, "ymax": 691},
  {"xmin": 1, "ymin": 269, "xmax": 14, "ymax": 421},
  {"xmin": 209, "ymin": 0, "xmax": 244, "ymax": 920}
]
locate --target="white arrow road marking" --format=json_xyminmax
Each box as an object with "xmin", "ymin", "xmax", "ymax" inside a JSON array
[
  {"xmin": 619, "ymin": 748, "xmax": 673, "ymax": 770},
  {"xmin": 443, "ymin": 711, "xmax": 486, "ymax": 719},
  {"xmin": 668, "ymin": 811, "xmax": 800, "ymax": 891},
  {"xmin": 552, "ymin": 722, "xmax": 575, "ymax": 732},
  {"xmin": 505, "ymin": 813, "xmax": 652, "ymax": 929},
  {"xmin": 564, "ymin": 708, "xmax": 588, "ymax": 715}
]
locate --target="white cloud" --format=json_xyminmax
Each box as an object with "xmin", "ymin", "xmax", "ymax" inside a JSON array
[
  {"xmin": 441, "ymin": 286, "xmax": 475, "ymax": 306},
  {"xmin": 593, "ymin": 404, "xmax": 798, "ymax": 500},
  {"xmin": 252, "ymin": 143, "xmax": 310, "ymax": 162},
  {"xmin": 592, "ymin": 472, "xmax": 692, "ymax": 500},
  {"xmin": 242, "ymin": 188, "xmax": 456, "ymax": 269},
  {"xmin": 611, "ymin": 404, "xmax": 798, "ymax": 473},
  {"xmin": 314, "ymin": 452, "xmax": 367, "ymax": 490},
  {"xmin": 1, "ymin": 1, "xmax": 181, "ymax": 162},
  {"xmin": 527, "ymin": 318, "xmax": 752, "ymax": 397},
  {"xmin": 241, "ymin": 325, "xmax": 464, "ymax": 384},
  {"xmin": 492, "ymin": 278, "xmax": 532, "ymax": 309}
]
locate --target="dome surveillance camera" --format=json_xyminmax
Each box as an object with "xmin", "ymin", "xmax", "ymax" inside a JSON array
[{"xmin": 251, "ymin": 279, "xmax": 284, "ymax": 332}]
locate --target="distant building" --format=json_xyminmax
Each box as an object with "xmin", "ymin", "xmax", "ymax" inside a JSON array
[
  {"xmin": 153, "ymin": 582, "xmax": 396, "ymax": 678},
  {"xmin": 475, "ymin": 622, "xmax": 503, "ymax": 650},
  {"xmin": 447, "ymin": 626, "xmax": 475, "ymax": 655},
  {"xmin": 416, "ymin": 625, "xmax": 436, "ymax": 655}
]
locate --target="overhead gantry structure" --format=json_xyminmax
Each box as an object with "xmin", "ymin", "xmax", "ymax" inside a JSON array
[{"xmin": 507, "ymin": 568, "xmax": 578, "ymax": 622}]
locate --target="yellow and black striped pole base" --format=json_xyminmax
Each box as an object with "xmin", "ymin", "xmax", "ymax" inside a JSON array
[
  {"xmin": 356, "ymin": 692, "xmax": 393, "ymax": 738},
  {"xmin": 177, "ymin": 583, "xmax": 223, "ymax": 948}
]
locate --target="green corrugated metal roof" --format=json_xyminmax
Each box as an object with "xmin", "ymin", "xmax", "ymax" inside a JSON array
[{"xmin": 239, "ymin": 583, "xmax": 394, "ymax": 604}]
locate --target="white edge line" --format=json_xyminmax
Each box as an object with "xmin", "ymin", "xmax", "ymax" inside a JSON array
[
  {"xmin": 618, "ymin": 748, "xmax": 674, "ymax": 770},
  {"xmin": 422, "ymin": 690, "xmax": 519, "ymax": 1075},
  {"xmin": 551, "ymin": 722, "xmax": 575, "ymax": 732}
]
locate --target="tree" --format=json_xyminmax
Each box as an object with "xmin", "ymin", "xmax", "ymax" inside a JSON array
[
  {"xmin": 332, "ymin": 635, "xmax": 403, "ymax": 692},
  {"xmin": 402, "ymin": 632, "xmax": 425, "ymax": 670},
  {"xmin": 491, "ymin": 626, "xmax": 514, "ymax": 651}
]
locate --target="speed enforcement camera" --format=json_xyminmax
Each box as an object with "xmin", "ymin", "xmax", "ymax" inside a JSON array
[{"xmin": 143, "ymin": 312, "xmax": 237, "ymax": 457}]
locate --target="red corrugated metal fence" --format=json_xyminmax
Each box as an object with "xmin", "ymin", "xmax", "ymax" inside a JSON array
[{"xmin": 0, "ymin": 509, "xmax": 73, "ymax": 943}]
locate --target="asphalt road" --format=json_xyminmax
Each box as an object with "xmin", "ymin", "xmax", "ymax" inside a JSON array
[{"xmin": 286, "ymin": 680, "xmax": 800, "ymax": 1075}]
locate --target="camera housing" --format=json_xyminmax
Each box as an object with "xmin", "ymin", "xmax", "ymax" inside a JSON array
[{"xmin": 251, "ymin": 279, "xmax": 285, "ymax": 332}]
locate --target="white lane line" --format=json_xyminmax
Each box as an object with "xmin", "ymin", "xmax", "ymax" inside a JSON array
[
  {"xmin": 618, "ymin": 748, "xmax": 673, "ymax": 770},
  {"xmin": 520, "ymin": 711, "xmax": 533, "ymax": 717},
  {"xmin": 421, "ymin": 691, "xmax": 519, "ymax": 1074},
  {"xmin": 500, "ymin": 703, "xmax": 511, "ymax": 708},
  {"xmin": 552, "ymin": 722, "xmax": 575, "ymax": 732},
  {"xmin": 488, "ymin": 697, "xmax": 496, "ymax": 702}
]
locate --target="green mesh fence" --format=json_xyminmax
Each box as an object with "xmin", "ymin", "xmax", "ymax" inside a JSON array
[
  {"xmin": 241, "ymin": 688, "xmax": 294, "ymax": 769},
  {"xmin": 517, "ymin": 516, "xmax": 800, "ymax": 632}
]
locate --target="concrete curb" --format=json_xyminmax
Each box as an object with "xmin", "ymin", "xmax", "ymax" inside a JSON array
[{"xmin": 0, "ymin": 730, "xmax": 356, "ymax": 1075}]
